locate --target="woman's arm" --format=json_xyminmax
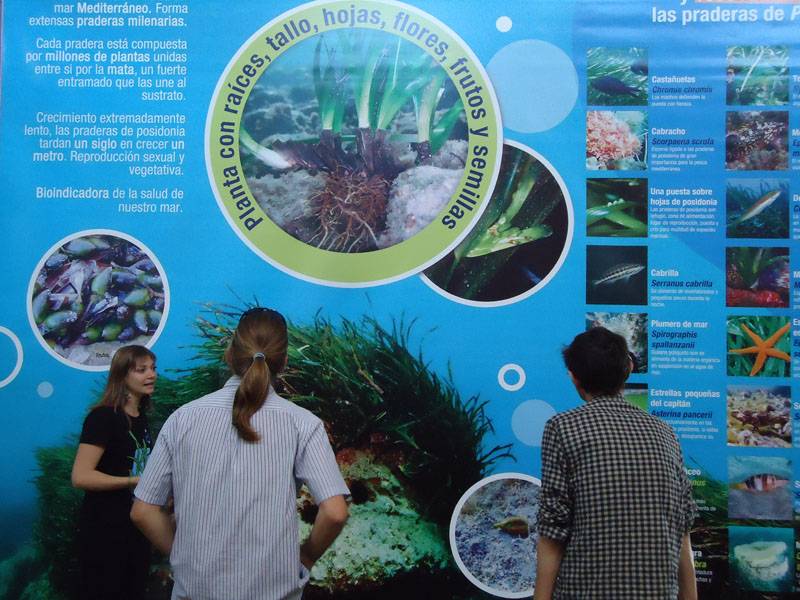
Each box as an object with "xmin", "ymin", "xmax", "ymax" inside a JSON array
[
  {"xmin": 300, "ymin": 495, "xmax": 348, "ymax": 569},
  {"xmin": 71, "ymin": 443, "xmax": 138, "ymax": 491}
]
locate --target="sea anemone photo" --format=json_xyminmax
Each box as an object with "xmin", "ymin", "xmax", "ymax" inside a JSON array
[
  {"xmin": 728, "ymin": 456, "xmax": 792, "ymax": 521},
  {"xmin": 725, "ymin": 111, "xmax": 788, "ymax": 171},
  {"xmin": 727, "ymin": 385, "xmax": 791, "ymax": 448},
  {"xmin": 423, "ymin": 142, "xmax": 571, "ymax": 304},
  {"xmin": 729, "ymin": 526, "xmax": 795, "ymax": 593},
  {"xmin": 726, "ymin": 46, "xmax": 789, "ymax": 106},
  {"xmin": 28, "ymin": 232, "xmax": 167, "ymax": 369},
  {"xmin": 240, "ymin": 29, "xmax": 467, "ymax": 253},
  {"xmin": 586, "ymin": 110, "xmax": 647, "ymax": 171},
  {"xmin": 727, "ymin": 316, "xmax": 791, "ymax": 378},
  {"xmin": 586, "ymin": 47, "xmax": 648, "ymax": 106},
  {"xmin": 586, "ymin": 312, "xmax": 648, "ymax": 373},
  {"xmin": 586, "ymin": 178, "xmax": 647, "ymax": 237},
  {"xmin": 586, "ymin": 245, "xmax": 648, "ymax": 306},
  {"xmin": 451, "ymin": 474, "xmax": 540, "ymax": 598},
  {"xmin": 725, "ymin": 246, "xmax": 789, "ymax": 308},
  {"xmin": 726, "ymin": 179, "xmax": 789, "ymax": 239}
]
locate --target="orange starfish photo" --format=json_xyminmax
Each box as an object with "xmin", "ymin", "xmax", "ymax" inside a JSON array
[{"xmin": 727, "ymin": 317, "xmax": 791, "ymax": 377}]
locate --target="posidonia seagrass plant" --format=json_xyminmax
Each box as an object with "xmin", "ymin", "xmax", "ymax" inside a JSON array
[
  {"xmin": 23, "ymin": 303, "xmax": 511, "ymax": 599},
  {"xmin": 240, "ymin": 30, "xmax": 465, "ymax": 253},
  {"xmin": 195, "ymin": 303, "xmax": 513, "ymax": 525}
]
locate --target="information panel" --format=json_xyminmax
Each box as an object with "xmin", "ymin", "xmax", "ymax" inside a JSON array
[{"xmin": 1, "ymin": 1, "xmax": 798, "ymax": 598}]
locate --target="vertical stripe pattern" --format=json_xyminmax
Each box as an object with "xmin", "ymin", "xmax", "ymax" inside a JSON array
[{"xmin": 135, "ymin": 377, "xmax": 349, "ymax": 600}]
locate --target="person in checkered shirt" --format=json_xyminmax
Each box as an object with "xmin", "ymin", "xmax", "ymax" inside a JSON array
[{"xmin": 534, "ymin": 327, "xmax": 698, "ymax": 600}]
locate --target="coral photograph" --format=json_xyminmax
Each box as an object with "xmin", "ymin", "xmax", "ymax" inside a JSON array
[{"xmin": 586, "ymin": 111, "xmax": 647, "ymax": 171}]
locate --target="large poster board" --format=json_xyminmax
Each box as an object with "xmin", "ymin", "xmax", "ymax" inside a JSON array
[{"xmin": 1, "ymin": 1, "xmax": 799, "ymax": 598}]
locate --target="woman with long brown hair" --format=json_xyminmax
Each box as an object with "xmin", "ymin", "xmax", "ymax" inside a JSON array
[
  {"xmin": 132, "ymin": 308, "xmax": 349, "ymax": 600},
  {"xmin": 71, "ymin": 344, "xmax": 157, "ymax": 600}
]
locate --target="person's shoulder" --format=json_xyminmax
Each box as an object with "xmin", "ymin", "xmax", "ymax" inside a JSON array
[
  {"xmin": 267, "ymin": 392, "xmax": 322, "ymax": 426},
  {"xmin": 84, "ymin": 404, "xmax": 122, "ymax": 423},
  {"xmin": 547, "ymin": 402, "xmax": 591, "ymax": 427}
]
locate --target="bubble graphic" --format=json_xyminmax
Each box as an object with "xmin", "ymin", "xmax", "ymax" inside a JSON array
[
  {"xmin": 37, "ymin": 381, "xmax": 54, "ymax": 398},
  {"xmin": 496, "ymin": 16, "xmax": 512, "ymax": 32},
  {"xmin": 0, "ymin": 327, "xmax": 23, "ymax": 388},
  {"xmin": 498, "ymin": 363, "xmax": 526, "ymax": 391},
  {"xmin": 487, "ymin": 40, "xmax": 578, "ymax": 133},
  {"xmin": 511, "ymin": 400, "xmax": 556, "ymax": 446}
]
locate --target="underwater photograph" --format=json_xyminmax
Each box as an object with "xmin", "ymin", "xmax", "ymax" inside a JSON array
[
  {"xmin": 725, "ymin": 246, "xmax": 789, "ymax": 308},
  {"xmin": 423, "ymin": 142, "xmax": 570, "ymax": 304},
  {"xmin": 586, "ymin": 178, "xmax": 648, "ymax": 237},
  {"xmin": 586, "ymin": 47, "xmax": 648, "ymax": 107},
  {"xmin": 726, "ymin": 46, "xmax": 789, "ymax": 107},
  {"xmin": 30, "ymin": 233, "xmax": 167, "ymax": 368},
  {"xmin": 586, "ymin": 245, "xmax": 648, "ymax": 306},
  {"xmin": 585, "ymin": 312, "xmax": 648, "ymax": 373},
  {"xmin": 725, "ymin": 179, "xmax": 789, "ymax": 239},
  {"xmin": 586, "ymin": 110, "xmax": 647, "ymax": 171},
  {"xmin": 728, "ymin": 456, "xmax": 792, "ymax": 521},
  {"xmin": 240, "ymin": 29, "xmax": 467, "ymax": 253},
  {"xmin": 725, "ymin": 111, "xmax": 788, "ymax": 171},
  {"xmin": 6, "ymin": 305, "xmax": 511, "ymax": 600},
  {"xmin": 728, "ymin": 526, "xmax": 795, "ymax": 593},
  {"xmin": 727, "ymin": 385, "xmax": 791, "ymax": 448},
  {"xmin": 623, "ymin": 383, "xmax": 648, "ymax": 411},
  {"xmin": 726, "ymin": 316, "xmax": 791, "ymax": 378},
  {"xmin": 452, "ymin": 475, "xmax": 540, "ymax": 597}
]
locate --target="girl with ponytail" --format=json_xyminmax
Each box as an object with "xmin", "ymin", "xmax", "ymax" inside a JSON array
[
  {"xmin": 132, "ymin": 307, "xmax": 349, "ymax": 600},
  {"xmin": 225, "ymin": 307, "xmax": 288, "ymax": 442}
]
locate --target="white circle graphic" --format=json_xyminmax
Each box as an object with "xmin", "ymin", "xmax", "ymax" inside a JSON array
[
  {"xmin": 498, "ymin": 363, "xmax": 526, "ymax": 391},
  {"xmin": 0, "ymin": 327, "xmax": 24, "ymax": 388},
  {"xmin": 37, "ymin": 381, "xmax": 54, "ymax": 398},
  {"xmin": 496, "ymin": 16, "xmax": 512, "ymax": 32}
]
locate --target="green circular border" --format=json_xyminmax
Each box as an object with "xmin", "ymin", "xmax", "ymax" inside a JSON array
[{"xmin": 207, "ymin": 0, "xmax": 501, "ymax": 285}]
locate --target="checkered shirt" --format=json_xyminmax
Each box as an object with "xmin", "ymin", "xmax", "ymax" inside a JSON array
[{"xmin": 537, "ymin": 394, "xmax": 697, "ymax": 599}]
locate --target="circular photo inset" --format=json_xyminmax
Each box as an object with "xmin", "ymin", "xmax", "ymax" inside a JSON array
[
  {"xmin": 450, "ymin": 473, "xmax": 541, "ymax": 598},
  {"xmin": 242, "ymin": 29, "xmax": 467, "ymax": 254},
  {"xmin": 207, "ymin": 1, "xmax": 502, "ymax": 286},
  {"xmin": 28, "ymin": 231, "xmax": 169, "ymax": 370},
  {"xmin": 423, "ymin": 141, "xmax": 572, "ymax": 305}
]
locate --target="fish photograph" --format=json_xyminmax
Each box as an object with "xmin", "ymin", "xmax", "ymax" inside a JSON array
[
  {"xmin": 451, "ymin": 475, "xmax": 540, "ymax": 596},
  {"xmin": 585, "ymin": 312, "xmax": 648, "ymax": 373},
  {"xmin": 29, "ymin": 233, "xmax": 167, "ymax": 368},
  {"xmin": 725, "ymin": 246, "xmax": 789, "ymax": 308},
  {"xmin": 727, "ymin": 385, "xmax": 791, "ymax": 448},
  {"xmin": 423, "ymin": 142, "xmax": 571, "ymax": 304},
  {"xmin": 729, "ymin": 527, "xmax": 795, "ymax": 593},
  {"xmin": 586, "ymin": 178, "xmax": 648, "ymax": 237},
  {"xmin": 725, "ymin": 111, "xmax": 789, "ymax": 171},
  {"xmin": 726, "ymin": 45, "xmax": 789, "ymax": 106},
  {"xmin": 726, "ymin": 179, "xmax": 789, "ymax": 239},
  {"xmin": 727, "ymin": 316, "xmax": 791, "ymax": 378},
  {"xmin": 240, "ymin": 29, "xmax": 467, "ymax": 253},
  {"xmin": 586, "ymin": 47, "xmax": 648, "ymax": 106},
  {"xmin": 586, "ymin": 111, "xmax": 647, "ymax": 171},
  {"xmin": 728, "ymin": 456, "xmax": 792, "ymax": 521},
  {"xmin": 586, "ymin": 245, "xmax": 647, "ymax": 305}
]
